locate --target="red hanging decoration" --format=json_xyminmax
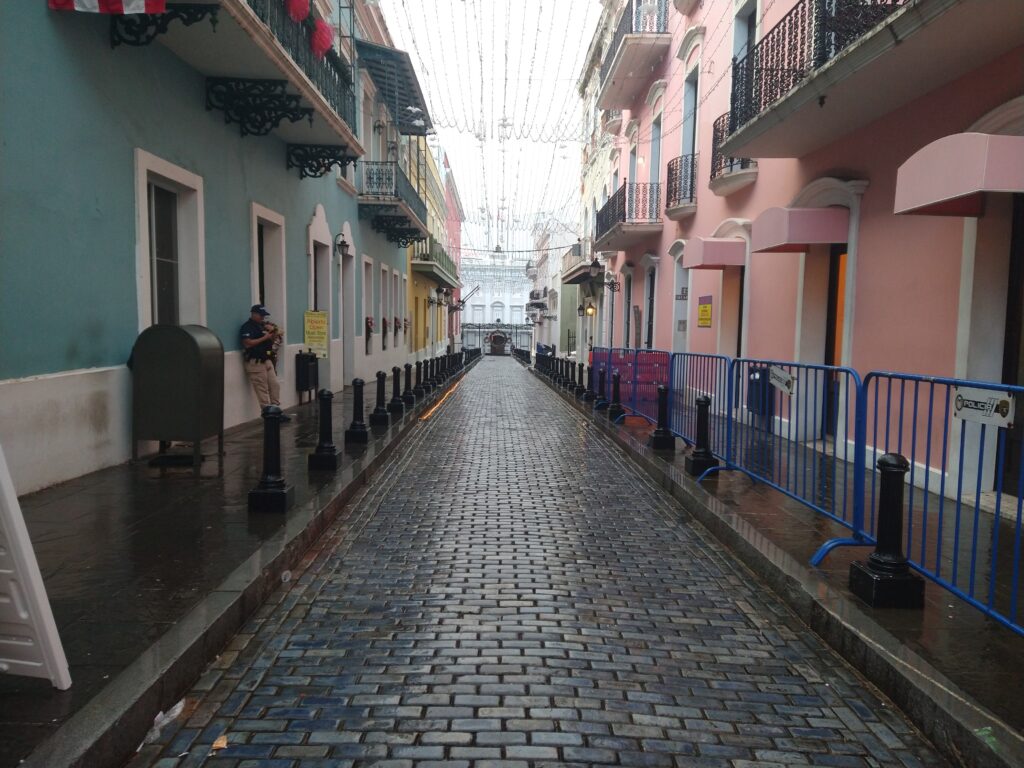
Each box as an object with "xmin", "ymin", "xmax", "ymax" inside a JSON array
[
  {"xmin": 285, "ymin": 0, "xmax": 309, "ymax": 22},
  {"xmin": 311, "ymin": 18, "xmax": 334, "ymax": 60}
]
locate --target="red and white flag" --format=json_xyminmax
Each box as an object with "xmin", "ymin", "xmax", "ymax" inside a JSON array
[{"xmin": 48, "ymin": 0, "xmax": 167, "ymax": 12}]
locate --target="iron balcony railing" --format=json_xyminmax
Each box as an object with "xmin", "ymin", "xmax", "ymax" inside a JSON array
[
  {"xmin": 666, "ymin": 154, "xmax": 697, "ymax": 209},
  {"xmin": 529, "ymin": 289, "xmax": 542, "ymax": 301},
  {"xmin": 600, "ymin": 0, "xmax": 670, "ymax": 86},
  {"xmin": 561, "ymin": 243, "xmax": 585, "ymax": 274},
  {"xmin": 359, "ymin": 161, "xmax": 428, "ymax": 225},
  {"xmin": 413, "ymin": 237, "xmax": 458, "ymax": 280},
  {"xmin": 729, "ymin": 0, "xmax": 907, "ymax": 134},
  {"xmin": 710, "ymin": 113, "xmax": 756, "ymax": 181},
  {"xmin": 245, "ymin": 0, "xmax": 357, "ymax": 131},
  {"xmin": 596, "ymin": 182, "xmax": 662, "ymax": 241}
]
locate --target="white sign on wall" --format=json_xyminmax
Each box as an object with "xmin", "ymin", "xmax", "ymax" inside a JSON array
[
  {"xmin": 0, "ymin": 444, "xmax": 71, "ymax": 689},
  {"xmin": 953, "ymin": 386, "xmax": 1014, "ymax": 429}
]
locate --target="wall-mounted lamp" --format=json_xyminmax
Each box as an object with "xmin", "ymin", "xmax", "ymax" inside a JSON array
[
  {"xmin": 334, "ymin": 233, "xmax": 350, "ymax": 258},
  {"xmin": 577, "ymin": 304, "xmax": 585, "ymax": 318},
  {"xmin": 585, "ymin": 303, "xmax": 596, "ymax": 317}
]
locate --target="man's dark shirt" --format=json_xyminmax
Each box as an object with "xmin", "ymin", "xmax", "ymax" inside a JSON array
[{"xmin": 240, "ymin": 319, "xmax": 272, "ymax": 362}]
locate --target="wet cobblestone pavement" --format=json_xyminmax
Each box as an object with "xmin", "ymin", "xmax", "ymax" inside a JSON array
[{"xmin": 140, "ymin": 356, "xmax": 945, "ymax": 768}]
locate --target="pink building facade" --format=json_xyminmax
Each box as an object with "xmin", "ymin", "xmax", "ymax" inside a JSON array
[{"xmin": 580, "ymin": 0, "xmax": 1024, "ymax": 385}]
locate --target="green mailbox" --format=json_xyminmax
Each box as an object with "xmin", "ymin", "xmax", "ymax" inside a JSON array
[{"xmin": 131, "ymin": 324, "xmax": 224, "ymax": 472}]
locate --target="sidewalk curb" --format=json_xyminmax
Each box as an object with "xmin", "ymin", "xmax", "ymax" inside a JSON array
[
  {"xmin": 24, "ymin": 358, "xmax": 480, "ymax": 768},
  {"xmin": 525, "ymin": 360, "xmax": 1024, "ymax": 768}
]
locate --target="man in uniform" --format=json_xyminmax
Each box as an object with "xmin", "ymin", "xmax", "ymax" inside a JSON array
[{"xmin": 241, "ymin": 304, "xmax": 290, "ymax": 421}]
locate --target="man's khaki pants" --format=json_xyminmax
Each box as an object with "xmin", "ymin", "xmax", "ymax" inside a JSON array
[{"xmin": 245, "ymin": 359, "xmax": 281, "ymax": 409}]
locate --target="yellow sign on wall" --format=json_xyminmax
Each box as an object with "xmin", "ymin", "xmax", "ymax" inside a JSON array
[
  {"xmin": 697, "ymin": 295, "xmax": 712, "ymax": 328},
  {"xmin": 304, "ymin": 310, "xmax": 329, "ymax": 358}
]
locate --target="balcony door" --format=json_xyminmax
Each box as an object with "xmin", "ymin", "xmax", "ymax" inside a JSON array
[
  {"xmin": 650, "ymin": 117, "xmax": 662, "ymax": 186},
  {"xmin": 645, "ymin": 268, "xmax": 656, "ymax": 349},
  {"xmin": 682, "ymin": 70, "xmax": 698, "ymax": 158}
]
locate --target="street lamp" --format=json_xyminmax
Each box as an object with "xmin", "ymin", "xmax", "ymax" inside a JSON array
[
  {"xmin": 585, "ymin": 303, "xmax": 596, "ymax": 316},
  {"xmin": 589, "ymin": 258, "xmax": 601, "ymax": 279},
  {"xmin": 334, "ymin": 233, "xmax": 350, "ymax": 258},
  {"xmin": 577, "ymin": 304, "xmax": 584, "ymax": 318}
]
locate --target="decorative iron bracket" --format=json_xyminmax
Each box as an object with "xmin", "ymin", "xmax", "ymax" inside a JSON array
[
  {"xmin": 286, "ymin": 144, "xmax": 358, "ymax": 179},
  {"xmin": 206, "ymin": 78, "xmax": 313, "ymax": 137},
  {"xmin": 369, "ymin": 214, "xmax": 426, "ymax": 247},
  {"xmin": 110, "ymin": 4, "xmax": 218, "ymax": 48}
]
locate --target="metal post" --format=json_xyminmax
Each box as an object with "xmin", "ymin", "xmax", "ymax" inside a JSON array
[
  {"xmin": 849, "ymin": 454, "xmax": 925, "ymax": 609},
  {"xmin": 607, "ymin": 372, "xmax": 624, "ymax": 420},
  {"xmin": 344, "ymin": 378, "xmax": 369, "ymax": 444},
  {"xmin": 369, "ymin": 370, "xmax": 390, "ymax": 427},
  {"xmin": 648, "ymin": 385, "xmax": 676, "ymax": 451},
  {"xmin": 414, "ymin": 361, "xmax": 425, "ymax": 398},
  {"xmin": 685, "ymin": 395, "xmax": 719, "ymax": 473},
  {"xmin": 575, "ymin": 362, "xmax": 586, "ymax": 397},
  {"xmin": 595, "ymin": 369, "xmax": 608, "ymax": 410},
  {"xmin": 583, "ymin": 365, "xmax": 596, "ymax": 402},
  {"xmin": 308, "ymin": 389, "xmax": 339, "ymax": 471},
  {"xmin": 423, "ymin": 358, "xmax": 435, "ymax": 393},
  {"xmin": 389, "ymin": 366, "xmax": 404, "ymax": 416},
  {"xmin": 248, "ymin": 406, "xmax": 293, "ymax": 513},
  {"xmin": 403, "ymin": 363, "xmax": 416, "ymax": 406}
]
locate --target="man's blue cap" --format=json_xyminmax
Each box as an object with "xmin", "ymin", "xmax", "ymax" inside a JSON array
[{"xmin": 251, "ymin": 304, "xmax": 270, "ymax": 317}]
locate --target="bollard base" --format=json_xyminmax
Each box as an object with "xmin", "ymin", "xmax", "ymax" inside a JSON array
[
  {"xmin": 413, "ymin": 386, "xmax": 426, "ymax": 399},
  {"xmin": 344, "ymin": 426, "xmax": 369, "ymax": 444},
  {"xmin": 308, "ymin": 449, "xmax": 339, "ymax": 472},
  {"xmin": 248, "ymin": 484, "xmax": 293, "ymax": 514},
  {"xmin": 648, "ymin": 430, "xmax": 676, "ymax": 452},
  {"xmin": 388, "ymin": 401, "xmax": 405, "ymax": 416},
  {"xmin": 685, "ymin": 451, "xmax": 719, "ymax": 476},
  {"xmin": 369, "ymin": 410, "xmax": 390, "ymax": 427},
  {"xmin": 607, "ymin": 404, "xmax": 624, "ymax": 420},
  {"xmin": 848, "ymin": 560, "xmax": 925, "ymax": 609},
  {"xmin": 403, "ymin": 393, "xmax": 416, "ymax": 407},
  {"xmin": 594, "ymin": 400, "xmax": 609, "ymax": 411},
  {"xmin": 582, "ymin": 391, "xmax": 596, "ymax": 402}
]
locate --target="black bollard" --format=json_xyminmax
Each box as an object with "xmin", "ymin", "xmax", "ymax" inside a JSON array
[
  {"xmin": 389, "ymin": 366, "xmax": 405, "ymax": 416},
  {"xmin": 248, "ymin": 406, "xmax": 294, "ymax": 513},
  {"xmin": 595, "ymin": 369, "xmax": 609, "ymax": 410},
  {"xmin": 685, "ymin": 395, "xmax": 719, "ymax": 473},
  {"xmin": 607, "ymin": 372, "xmax": 624, "ymax": 420},
  {"xmin": 648, "ymin": 385, "xmax": 676, "ymax": 452},
  {"xmin": 414, "ymin": 360, "xmax": 426, "ymax": 398},
  {"xmin": 583, "ymin": 365, "xmax": 596, "ymax": 402},
  {"xmin": 849, "ymin": 454, "xmax": 925, "ymax": 609},
  {"xmin": 344, "ymin": 378, "xmax": 369, "ymax": 444},
  {"xmin": 403, "ymin": 363, "xmax": 416, "ymax": 406},
  {"xmin": 565, "ymin": 359, "xmax": 576, "ymax": 391},
  {"xmin": 423, "ymin": 359, "xmax": 434, "ymax": 393},
  {"xmin": 575, "ymin": 362, "xmax": 586, "ymax": 397},
  {"xmin": 369, "ymin": 370, "xmax": 390, "ymax": 427},
  {"xmin": 308, "ymin": 389, "xmax": 340, "ymax": 471}
]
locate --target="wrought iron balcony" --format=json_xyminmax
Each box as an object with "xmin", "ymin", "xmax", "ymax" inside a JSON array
[
  {"xmin": 412, "ymin": 236, "xmax": 459, "ymax": 288},
  {"xmin": 244, "ymin": 0, "xmax": 357, "ymax": 131},
  {"xmin": 595, "ymin": 182, "xmax": 662, "ymax": 250},
  {"xmin": 597, "ymin": 0, "xmax": 671, "ymax": 109},
  {"xmin": 709, "ymin": 113, "xmax": 757, "ymax": 195},
  {"xmin": 726, "ymin": 0, "xmax": 910, "ymax": 155},
  {"xmin": 358, "ymin": 161, "xmax": 428, "ymax": 245},
  {"xmin": 602, "ymin": 109, "xmax": 623, "ymax": 135},
  {"xmin": 666, "ymin": 154, "xmax": 697, "ymax": 219}
]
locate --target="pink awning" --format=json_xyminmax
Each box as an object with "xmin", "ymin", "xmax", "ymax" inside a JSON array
[
  {"xmin": 751, "ymin": 206, "xmax": 849, "ymax": 253},
  {"xmin": 894, "ymin": 132, "xmax": 1024, "ymax": 216},
  {"xmin": 682, "ymin": 237, "xmax": 746, "ymax": 269}
]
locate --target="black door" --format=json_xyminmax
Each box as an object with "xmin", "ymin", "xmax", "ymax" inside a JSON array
[
  {"xmin": 1001, "ymin": 194, "xmax": 1024, "ymax": 494},
  {"xmin": 823, "ymin": 243, "xmax": 847, "ymax": 438}
]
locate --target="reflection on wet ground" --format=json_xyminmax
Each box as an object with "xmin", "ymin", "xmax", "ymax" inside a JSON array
[
  {"xmin": 614, "ymin": 412, "xmax": 1024, "ymax": 735},
  {"xmin": 0, "ymin": 387, "xmax": 394, "ymax": 768}
]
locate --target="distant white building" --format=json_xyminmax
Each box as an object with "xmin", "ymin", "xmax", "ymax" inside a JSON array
[{"xmin": 458, "ymin": 259, "xmax": 532, "ymax": 344}]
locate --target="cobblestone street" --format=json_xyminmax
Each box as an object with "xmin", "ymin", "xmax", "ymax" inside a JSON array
[{"xmin": 143, "ymin": 357, "xmax": 944, "ymax": 768}]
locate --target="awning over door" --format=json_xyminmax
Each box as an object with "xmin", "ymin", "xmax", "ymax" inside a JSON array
[
  {"xmin": 894, "ymin": 132, "xmax": 1024, "ymax": 216},
  {"xmin": 682, "ymin": 237, "xmax": 746, "ymax": 269},
  {"xmin": 751, "ymin": 206, "xmax": 849, "ymax": 253}
]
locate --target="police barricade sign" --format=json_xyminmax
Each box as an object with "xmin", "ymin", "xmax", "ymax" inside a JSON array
[
  {"xmin": 0, "ymin": 444, "xmax": 71, "ymax": 689},
  {"xmin": 953, "ymin": 385, "xmax": 1014, "ymax": 428}
]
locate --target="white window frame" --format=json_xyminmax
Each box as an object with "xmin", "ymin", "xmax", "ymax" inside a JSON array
[{"xmin": 134, "ymin": 148, "xmax": 205, "ymax": 331}]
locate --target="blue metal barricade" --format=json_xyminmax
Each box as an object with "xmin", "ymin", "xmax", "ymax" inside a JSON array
[
  {"xmin": 669, "ymin": 353, "xmax": 731, "ymax": 458},
  {"xmin": 728, "ymin": 358, "xmax": 865, "ymax": 533},
  {"xmin": 631, "ymin": 350, "xmax": 670, "ymax": 422},
  {"xmin": 863, "ymin": 372, "xmax": 1024, "ymax": 636}
]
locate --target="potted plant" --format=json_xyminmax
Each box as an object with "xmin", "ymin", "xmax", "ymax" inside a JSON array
[{"xmin": 365, "ymin": 316, "xmax": 374, "ymax": 355}]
